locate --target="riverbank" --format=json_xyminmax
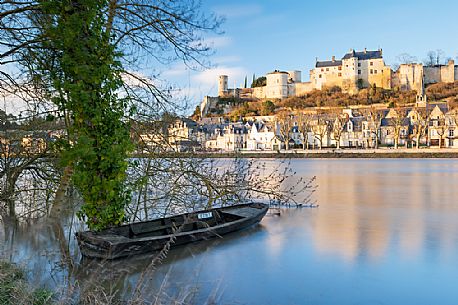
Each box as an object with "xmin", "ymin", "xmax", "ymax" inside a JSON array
[
  {"xmin": 0, "ymin": 261, "xmax": 53, "ymax": 305},
  {"xmin": 136, "ymin": 148, "xmax": 458, "ymax": 159}
]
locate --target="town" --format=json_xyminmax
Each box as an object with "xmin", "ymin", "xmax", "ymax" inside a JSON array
[
  {"xmin": 2, "ymin": 48, "xmax": 458, "ymax": 154},
  {"xmin": 163, "ymin": 48, "xmax": 458, "ymax": 152}
]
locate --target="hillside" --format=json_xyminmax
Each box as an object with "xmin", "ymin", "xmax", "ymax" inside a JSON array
[{"xmin": 215, "ymin": 82, "xmax": 458, "ymax": 119}]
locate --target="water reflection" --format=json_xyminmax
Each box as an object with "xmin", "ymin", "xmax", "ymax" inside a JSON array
[{"xmin": 2, "ymin": 159, "xmax": 458, "ymax": 304}]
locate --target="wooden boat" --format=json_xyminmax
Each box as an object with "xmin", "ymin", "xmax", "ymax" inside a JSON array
[{"xmin": 76, "ymin": 202, "xmax": 268, "ymax": 259}]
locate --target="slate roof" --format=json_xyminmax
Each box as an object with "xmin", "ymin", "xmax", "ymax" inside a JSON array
[
  {"xmin": 427, "ymin": 103, "xmax": 448, "ymax": 114},
  {"xmin": 344, "ymin": 117, "xmax": 364, "ymax": 132},
  {"xmin": 342, "ymin": 50, "xmax": 383, "ymax": 61},
  {"xmin": 315, "ymin": 60, "xmax": 342, "ymax": 68},
  {"xmin": 380, "ymin": 118, "xmax": 410, "ymax": 127}
]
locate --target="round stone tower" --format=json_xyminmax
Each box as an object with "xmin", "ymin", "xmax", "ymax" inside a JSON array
[
  {"xmin": 218, "ymin": 75, "xmax": 228, "ymax": 97},
  {"xmin": 288, "ymin": 71, "xmax": 302, "ymax": 83}
]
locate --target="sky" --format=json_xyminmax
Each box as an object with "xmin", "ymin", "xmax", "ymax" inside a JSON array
[
  {"xmin": 3, "ymin": 0, "xmax": 458, "ymax": 115},
  {"xmin": 164, "ymin": 0, "xmax": 458, "ymax": 113}
]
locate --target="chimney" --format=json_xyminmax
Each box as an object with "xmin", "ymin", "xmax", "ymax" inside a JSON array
[
  {"xmin": 364, "ymin": 48, "xmax": 367, "ymax": 54},
  {"xmin": 332, "ymin": 56, "xmax": 335, "ymax": 62},
  {"xmin": 379, "ymin": 48, "xmax": 383, "ymax": 56}
]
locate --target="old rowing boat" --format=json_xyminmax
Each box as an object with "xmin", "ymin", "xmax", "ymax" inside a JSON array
[{"xmin": 76, "ymin": 202, "xmax": 268, "ymax": 259}]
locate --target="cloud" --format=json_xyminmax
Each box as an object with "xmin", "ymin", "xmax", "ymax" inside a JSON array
[
  {"xmin": 192, "ymin": 66, "xmax": 248, "ymax": 87},
  {"xmin": 202, "ymin": 36, "xmax": 233, "ymax": 49},
  {"xmin": 212, "ymin": 4, "xmax": 263, "ymax": 18},
  {"xmin": 213, "ymin": 55, "xmax": 242, "ymax": 65},
  {"xmin": 162, "ymin": 63, "xmax": 190, "ymax": 78}
]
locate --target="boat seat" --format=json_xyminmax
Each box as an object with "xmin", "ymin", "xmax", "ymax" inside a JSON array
[{"xmin": 221, "ymin": 207, "xmax": 259, "ymax": 218}]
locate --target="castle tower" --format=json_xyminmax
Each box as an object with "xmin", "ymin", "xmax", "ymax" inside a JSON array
[{"xmin": 218, "ymin": 75, "xmax": 228, "ymax": 97}]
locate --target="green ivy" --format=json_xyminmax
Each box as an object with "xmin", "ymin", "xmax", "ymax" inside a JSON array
[{"xmin": 40, "ymin": 0, "xmax": 133, "ymax": 230}]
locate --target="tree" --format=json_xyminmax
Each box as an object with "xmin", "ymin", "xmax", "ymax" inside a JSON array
[
  {"xmin": 261, "ymin": 100, "xmax": 276, "ymax": 116},
  {"xmin": 276, "ymin": 111, "xmax": 293, "ymax": 150},
  {"xmin": 391, "ymin": 108, "xmax": 406, "ymax": 149},
  {"xmin": 435, "ymin": 117, "xmax": 447, "ymax": 149},
  {"xmin": 362, "ymin": 107, "xmax": 384, "ymax": 149},
  {"xmin": 396, "ymin": 53, "xmax": 418, "ymax": 64},
  {"xmin": 424, "ymin": 50, "xmax": 445, "ymax": 66},
  {"xmin": 244, "ymin": 76, "xmax": 247, "ymax": 89},
  {"xmin": 251, "ymin": 76, "xmax": 266, "ymax": 88},
  {"xmin": 311, "ymin": 111, "xmax": 330, "ymax": 150},
  {"xmin": 410, "ymin": 107, "xmax": 429, "ymax": 149},
  {"xmin": 425, "ymin": 51, "xmax": 436, "ymax": 66},
  {"xmin": 1, "ymin": 0, "xmax": 221, "ymax": 230},
  {"xmin": 330, "ymin": 111, "xmax": 349, "ymax": 149},
  {"xmin": 296, "ymin": 113, "xmax": 312, "ymax": 149}
]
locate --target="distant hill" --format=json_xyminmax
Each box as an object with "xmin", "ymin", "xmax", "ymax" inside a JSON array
[{"xmin": 204, "ymin": 83, "xmax": 458, "ymax": 119}]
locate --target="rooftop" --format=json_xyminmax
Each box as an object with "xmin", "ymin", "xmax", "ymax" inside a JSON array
[
  {"xmin": 342, "ymin": 49, "xmax": 383, "ymax": 60},
  {"xmin": 315, "ymin": 60, "xmax": 343, "ymax": 68}
]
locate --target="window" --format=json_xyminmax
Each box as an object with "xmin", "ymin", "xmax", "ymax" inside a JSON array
[
  {"xmin": 326, "ymin": 68, "xmax": 329, "ymax": 71},
  {"xmin": 449, "ymin": 129, "xmax": 455, "ymax": 137},
  {"xmin": 321, "ymin": 68, "xmax": 324, "ymax": 72},
  {"xmin": 374, "ymin": 70, "xmax": 377, "ymax": 74},
  {"xmin": 370, "ymin": 69, "xmax": 373, "ymax": 74},
  {"xmin": 338, "ymin": 73, "xmax": 342, "ymax": 77},
  {"xmin": 358, "ymin": 63, "xmax": 361, "ymax": 67},
  {"xmin": 358, "ymin": 70, "xmax": 361, "ymax": 75},
  {"xmin": 319, "ymin": 74, "xmax": 322, "ymax": 78},
  {"xmin": 338, "ymin": 66, "xmax": 342, "ymax": 70},
  {"xmin": 370, "ymin": 62, "xmax": 373, "ymax": 66}
]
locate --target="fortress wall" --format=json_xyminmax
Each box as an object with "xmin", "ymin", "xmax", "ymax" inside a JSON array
[
  {"xmin": 252, "ymin": 86, "xmax": 266, "ymax": 99},
  {"xmin": 396, "ymin": 64, "xmax": 423, "ymax": 92},
  {"xmin": 424, "ymin": 66, "xmax": 441, "ymax": 84},
  {"xmin": 294, "ymin": 82, "xmax": 315, "ymax": 96},
  {"xmin": 440, "ymin": 61, "xmax": 455, "ymax": 83}
]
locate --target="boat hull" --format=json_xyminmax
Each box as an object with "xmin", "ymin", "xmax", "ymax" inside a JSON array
[{"xmin": 76, "ymin": 202, "xmax": 268, "ymax": 259}]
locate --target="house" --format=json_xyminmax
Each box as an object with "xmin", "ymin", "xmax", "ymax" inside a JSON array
[
  {"xmin": 168, "ymin": 118, "xmax": 201, "ymax": 152},
  {"xmin": 428, "ymin": 104, "xmax": 448, "ymax": 147},
  {"xmin": 205, "ymin": 123, "xmax": 248, "ymax": 151},
  {"xmin": 444, "ymin": 109, "xmax": 458, "ymax": 147},
  {"xmin": 380, "ymin": 116, "xmax": 411, "ymax": 147},
  {"xmin": 246, "ymin": 121, "xmax": 278, "ymax": 150}
]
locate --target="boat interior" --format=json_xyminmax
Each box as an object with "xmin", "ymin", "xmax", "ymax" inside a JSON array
[{"xmin": 102, "ymin": 209, "xmax": 245, "ymax": 239}]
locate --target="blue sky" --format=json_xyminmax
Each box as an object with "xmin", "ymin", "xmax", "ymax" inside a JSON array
[
  {"xmin": 165, "ymin": 0, "xmax": 458, "ymax": 112},
  {"xmin": 3, "ymin": 0, "xmax": 458, "ymax": 115}
]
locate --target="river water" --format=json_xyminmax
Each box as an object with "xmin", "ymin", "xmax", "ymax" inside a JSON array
[{"xmin": 2, "ymin": 158, "xmax": 458, "ymax": 304}]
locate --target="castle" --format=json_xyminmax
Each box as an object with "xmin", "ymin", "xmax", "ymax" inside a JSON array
[{"xmin": 200, "ymin": 48, "xmax": 458, "ymax": 116}]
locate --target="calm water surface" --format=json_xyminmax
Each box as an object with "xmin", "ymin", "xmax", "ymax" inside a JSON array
[{"xmin": 2, "ymin": 158, "xmax": 458, "ymax": 304}]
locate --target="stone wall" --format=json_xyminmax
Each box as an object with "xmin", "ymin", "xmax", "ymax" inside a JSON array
[{"xmin": 294, "ymin": 82, "xmax": 315, "ymax": 96}]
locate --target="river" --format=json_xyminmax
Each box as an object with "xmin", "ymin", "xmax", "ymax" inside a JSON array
[{"xmin": 2, "ymin": 158, "xmax": 458, "ymax": 304}]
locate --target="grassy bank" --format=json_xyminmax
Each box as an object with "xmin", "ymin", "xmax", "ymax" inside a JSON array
[{"xmin": 0, "ymin": 261, "xmax": 53, "ymax": 305}]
